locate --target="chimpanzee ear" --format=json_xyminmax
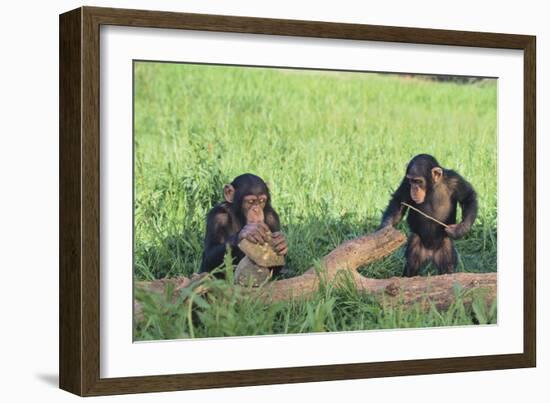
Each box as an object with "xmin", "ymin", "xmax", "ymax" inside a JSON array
[
  {"xmin": 431, "ymin": 167, "xmax": 443, "ymax": 183},
  {"xmin": 223, "ymin": 184, "xmax": 235, "ymax": 203}
]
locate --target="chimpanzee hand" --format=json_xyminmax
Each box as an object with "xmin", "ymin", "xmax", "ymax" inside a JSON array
[
  {"xmin": 444, "ymin": 223, "xmax": 467, "ymax": 240},
  {"xmin": 238, "ymin": 222, "xmax": 271, "ymax": 245},
  {"xmin": 271, "ymin": 232, "xmax": 288, "ymax": 256}
]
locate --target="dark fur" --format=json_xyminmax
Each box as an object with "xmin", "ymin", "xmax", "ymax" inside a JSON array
[
  {"xmin": 381, "ymin": 154, "xmax": 478, "ymax": 276},
  {"xmin": 199, "ymin": 174, "xmax": 281, "ymax": 274}
]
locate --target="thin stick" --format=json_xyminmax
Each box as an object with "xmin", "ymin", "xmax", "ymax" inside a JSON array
[{"xmin": 400, "ymin": 202, "xmax": 449, "ymax": 229}]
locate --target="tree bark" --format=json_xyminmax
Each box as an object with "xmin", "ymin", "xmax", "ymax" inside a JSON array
[{"xmin": 135, "ymin": 227, "xmax": 496, "ymax": 314}]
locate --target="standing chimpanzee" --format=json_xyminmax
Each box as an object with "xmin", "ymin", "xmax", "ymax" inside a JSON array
[
  {"xmin": 199, "ymin": 173, "xmax": 288, "ymax": 275},
  {"xmin": 380, "ymin": 154, "xmax": 478, "ymax": 277}
]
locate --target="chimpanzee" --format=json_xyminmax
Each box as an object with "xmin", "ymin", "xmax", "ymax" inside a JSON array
[
  {"xmin": 199, "ymin": 173, "xmax": 288, "ymax": 275},
  {"xmin": 380, "ymin": 154, "xmax": 478, "ymax": 277}
]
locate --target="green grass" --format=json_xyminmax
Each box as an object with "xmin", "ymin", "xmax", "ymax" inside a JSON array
[
  {"xmin": 136, "ymin": 264, "xmax": 497, "ymax": 341},
  {"xmin": 133, "ymin": 62, "xmax": 497, "ymax": 340}
]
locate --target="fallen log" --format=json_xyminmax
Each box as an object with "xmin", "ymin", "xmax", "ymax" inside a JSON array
[
  {"xmin": 354, "ymin": 271, "xmax": 496, "ymax": 311},
  {"xmin": 135, "ymin": 227, "xmax": 496, "ymax": 315},
  {"xmin": 250, "ymin": 225, "xmax": 408, "ymax": 302}
]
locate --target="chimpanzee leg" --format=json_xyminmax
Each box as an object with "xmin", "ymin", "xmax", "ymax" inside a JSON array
[
  {"xmin": 404, "ymin": 233, "xmax": 429, "ymax": 277},
  {"xmin": 433, "ymin": 237, "xmax": 458, "ymax": 274}
]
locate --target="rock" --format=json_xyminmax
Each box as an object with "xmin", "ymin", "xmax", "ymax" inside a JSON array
[
  {"xmin": 234, "ymin": 257, "xmax": 272, "ymax": 287},
  {"xmin": 238, "ymin": 239, "xmax": 285, "ymax": 267}
]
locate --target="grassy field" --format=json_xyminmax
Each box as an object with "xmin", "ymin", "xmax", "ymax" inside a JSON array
[{"xmin": 133, "ymin": 62, "xmax": 497, "ymax": 341}]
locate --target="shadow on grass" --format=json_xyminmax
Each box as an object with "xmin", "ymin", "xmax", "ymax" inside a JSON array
[{"xmin": 134, "ymin": 213, "xmax": 497, "ymax": 281}]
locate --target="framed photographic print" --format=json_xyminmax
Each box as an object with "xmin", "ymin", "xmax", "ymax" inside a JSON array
[{"xmin": 59, "ymin": 6, "xmax": 536, "ymax": 396}]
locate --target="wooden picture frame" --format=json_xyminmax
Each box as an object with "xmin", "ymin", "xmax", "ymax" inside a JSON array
[{"xmin": 59, "ymin": 6, "xmax": 536, "ymax": 396}]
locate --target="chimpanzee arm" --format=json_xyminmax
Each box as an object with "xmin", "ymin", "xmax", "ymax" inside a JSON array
[
  {"xmin": 448, "ymin": 172, "xmax": 478, "ymax": 238},
  {"xmin": 380, "ymin": 177, "xmax": 410, "ymax": 228},
  {"xmin": 264, "ymin": 207, "xmax": 282, "ymax": 233},
  {"xmin": 199, "ymin": 209, "xmax": 240, "ymax": 273}
]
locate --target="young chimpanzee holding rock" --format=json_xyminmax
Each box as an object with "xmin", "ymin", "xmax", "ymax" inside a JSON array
[
  {"xmin": 380, "ymin": 154, "xmax": 478, "ymax": 277},
  {"xmin": 200, "ymin": 173, "xmax": 288, "ymax": 276}
]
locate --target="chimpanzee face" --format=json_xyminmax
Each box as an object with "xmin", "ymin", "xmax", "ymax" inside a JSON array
[
  {"xmin": 241, "ymin": 194, "xmax": 267, "ymax": 223},
  {"xmin": 406, "ymin": 164, "xmax": 443, "ymax": 205},
  {"xmin": 407, "ymin": 175, "xmax": 427, "ymax": 204},
  {"xmin": 223, "ymin": 173, "xmax": 271, "ymax": 224}
]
